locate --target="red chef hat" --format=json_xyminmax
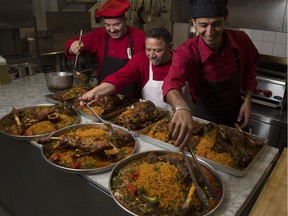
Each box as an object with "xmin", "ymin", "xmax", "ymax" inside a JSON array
[{"xmin": 95, "ymin": 0, "xmax": 130, "ymax": 18}]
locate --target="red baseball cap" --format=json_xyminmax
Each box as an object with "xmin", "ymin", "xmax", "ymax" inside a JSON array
[{"xmin": 95, "ymin": 0, "xmax": 130, "ymax": 18}]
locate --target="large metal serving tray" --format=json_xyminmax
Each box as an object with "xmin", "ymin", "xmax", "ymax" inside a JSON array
[
  {"xmin": 138, "ymin": 117, "xmax": 268, "ymax": 177},
  {"xmin": 40, "ymin": 123, "xmax": 138, "ymax": 175},
  {"xmin": 109, "ymin": 150, "xmax": 225, "ymax": 216},
  {"xmin": 44, "ymin": 84, "xmax": 94, "ymax": 104},
  {"xmin": 46, "ymin": 89, "xmax": 137, "ymax": 122},
  {"xmin": 0, "ymin": 104, "xmax": 80, "ymax": 141},
  {"xmin": 104, "ymin": 102, "xmax": 169, "ymax": 133}
]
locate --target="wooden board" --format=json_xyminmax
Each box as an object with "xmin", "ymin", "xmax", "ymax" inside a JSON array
[{"xmin": 249, "ymin": 148, "xmax": 287, "ymax": 216}]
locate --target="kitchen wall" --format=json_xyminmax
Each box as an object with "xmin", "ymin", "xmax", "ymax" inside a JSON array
[
  {"xmin": 172, "ymin": 23, "xmax": 288, "ymax": 58},
  {"xmin": 20, "ymin": 0, "xmax": 288, "ymax": 58}
]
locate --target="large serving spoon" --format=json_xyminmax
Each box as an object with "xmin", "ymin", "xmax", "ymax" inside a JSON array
[
  {"xmin": 73, "ymin": 29, "xmax": 88, "ymax": 82},
  {"xmin": 86, "ymin": 104, "xmax": 115, "ymax": 135}
]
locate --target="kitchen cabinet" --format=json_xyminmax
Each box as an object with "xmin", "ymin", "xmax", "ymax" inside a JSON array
[
  {"xmin": 226, "ymin": 0, "xmax": 288, "ymax": 32},
  {"xmin": 0, "ymin": 0, "xmax": 35, "ymax": 29},
  {"xmin": 170, "ymin": 0, "xmax": 288, "ymax": 32}
]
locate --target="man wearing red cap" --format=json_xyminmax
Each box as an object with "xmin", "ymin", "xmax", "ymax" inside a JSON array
[
  {"xmin": 65, "ymin": 0, "xmax": 146, "ymax": 98},
  {"xmin": 162, "ymin": 0, "xmax": 259, "ymax": 149}
]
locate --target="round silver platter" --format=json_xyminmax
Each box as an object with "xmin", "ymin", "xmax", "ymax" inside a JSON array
[
  {"xmin": 109, "ymin": 150, "xmax": 225, "ymax": 216},
  {"xmin": 40, "ymin": 123, "xmax": 138, "ymax": 175},
  {"xmin": 0, "ymin": 104, "xmax": 80, "ymax": 141}
]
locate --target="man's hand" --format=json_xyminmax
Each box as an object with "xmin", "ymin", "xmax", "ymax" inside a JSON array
[
  {"xmin": 170, "ymin": 109, "xmax": 194, "ymax": 150},
  {"xmin": 165, "ymin": 89, "xmax": 194, "ymax": 150},
  {"xmin": 69, "ymin": 40, "xmax": 85, "ymax": 55},
  {"xmin": 237, "ymin": 91, "xmax": 252, "ymax": 128},
  {"xmin": 79, "ymin": 83, "xmax": 116, "ymax": 106}
]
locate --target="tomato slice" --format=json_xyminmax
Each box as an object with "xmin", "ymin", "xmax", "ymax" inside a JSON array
[
  {"xmin": 125, "ymin": 183, "xmax": 138, "ymax": 196},
  {"xmin": 131, "ymin": 172, "xmax": 139, "ymax": 181},
  {"xmin": 49, "ymin": 153, "xmax": 61, "ymax": 161},
  {"xmin": 69, "ymin": 161, "xmax": 80, "ymax": 169}
]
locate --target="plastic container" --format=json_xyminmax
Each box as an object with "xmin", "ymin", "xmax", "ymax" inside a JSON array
[
  {"xmin": 0, "ymin": 56, "xmax": 10, "ymax": 85},
  {"xmin": 27, "ymin": 63, "xmax": 37, "ymax": 75}
]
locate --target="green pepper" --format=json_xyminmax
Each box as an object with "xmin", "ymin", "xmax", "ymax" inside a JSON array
[{"xmin": 137, "ymin": 187, "xmax": 159, "ymax": 206}]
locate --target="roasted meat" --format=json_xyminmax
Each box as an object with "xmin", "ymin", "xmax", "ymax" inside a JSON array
[
  {"xmin": 94, "ymin": 95, "xmax": 124, "ymax": 114},
  {"xmin": 111, "ymin": 100, "xmax": 167, "ymax": 131},
  {"xmin": 212, "ymin": 125, "xmax": 260, "ymax": 168}
]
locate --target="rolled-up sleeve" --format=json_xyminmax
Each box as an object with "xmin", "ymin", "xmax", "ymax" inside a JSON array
[{"xmin": 162, "ymin": 39, "xmax": 200, "ymax": 101}]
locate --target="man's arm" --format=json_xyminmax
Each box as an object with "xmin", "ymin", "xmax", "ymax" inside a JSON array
[{"xmin": 166, "ymin": 89, "xmax": 194, "ymax": 150}]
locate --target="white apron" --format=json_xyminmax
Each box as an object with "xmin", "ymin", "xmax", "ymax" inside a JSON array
[{"xmin": 141, "ymin": 62, "xmax": 171, "ymax": 110}]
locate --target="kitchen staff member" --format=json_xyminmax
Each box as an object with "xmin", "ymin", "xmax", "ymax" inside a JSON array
[
  {"xmin": 162, "ymin": 0, "xmax": 259, "ymax": 148},
  {"xmin": 79, "ymin": 26, "xmax": 174, "ymax": 110},
  {"xmin": 65, "ymin": 0, "xmax": 146, "ymax": 98}
]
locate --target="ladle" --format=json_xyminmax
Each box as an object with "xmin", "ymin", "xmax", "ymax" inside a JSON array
[{"xmin": 73, "ymin": 30, "xmax": 88, "ymax": 82}]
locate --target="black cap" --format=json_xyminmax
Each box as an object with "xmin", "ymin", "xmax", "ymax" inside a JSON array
[{"xmin": 190, "ymin": 0, "xmax": 228, "ymax": 19}]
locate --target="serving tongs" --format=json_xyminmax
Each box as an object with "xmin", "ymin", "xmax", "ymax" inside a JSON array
[
  {"xmin": 182, "ymin": 144, "xmax": 217, "ymax": 211},
  {"xmin": 73, "ymin": 29, "xmax": 88, "ymax": 82},
  {"xmin": 234, "ymin": 123, "xmax": 256, "ymax": 145}
]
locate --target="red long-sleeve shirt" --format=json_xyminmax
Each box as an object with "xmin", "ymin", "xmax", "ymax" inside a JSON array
[
  {"xmin": 64, "ymin": 26, "xmax": 146, "ymax": 77},
  {"xmin": 103, "ymin": 52, "xmax": 172, "ymax": 96},
  {"xmin": 162, "ymin": 29, "xmax": 259, "ymax": 102}
]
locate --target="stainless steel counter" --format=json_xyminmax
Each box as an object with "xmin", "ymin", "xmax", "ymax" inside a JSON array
[
  {"xmin": 251, "ymin": 103, "xmax": 287, "ymax": 128},
  {"xmin": 249, "ymin": 104, "xmax": 287, "ymax": 152},
  {"xmin": 0, "ymin": 73, "xmax": 280, "ymax": 216}
]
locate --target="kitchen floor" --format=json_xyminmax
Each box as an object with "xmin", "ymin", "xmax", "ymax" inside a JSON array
[{"xmin": 0, "ymin": 201, "xmax": 15, "ymax": 216}]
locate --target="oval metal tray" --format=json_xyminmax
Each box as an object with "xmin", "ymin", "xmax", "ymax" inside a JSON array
[
  {"xmin": 109, "ymin": 150, "xmax": 225, "ymax": 216},
  {"xmin": 0, "ymin": 104, "xmax": 80, "ymax": 141},
  {"xmin": 40, "ymin": 123, "xmax": 138, "ymax": 174}
]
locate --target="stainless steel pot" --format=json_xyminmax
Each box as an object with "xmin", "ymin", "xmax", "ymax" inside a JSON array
[{"xmin": 45, "ymin": 71, "xmax": 74, "ymax": 92}]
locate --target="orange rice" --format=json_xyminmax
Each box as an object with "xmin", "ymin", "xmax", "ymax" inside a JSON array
[
  {"xmin": 196, "ymin": 127, "xmax": 234, "ymax": 166},
  {"xmin": 134, "ymin": 162, "xmax": 185, "ymax": 209}
]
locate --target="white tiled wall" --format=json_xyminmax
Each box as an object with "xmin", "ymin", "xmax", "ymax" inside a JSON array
[
  {"xmin": 246, "ymin": 29, "xmax": 287, "ymax": 57},
  {"xmin": 173, "ymin": 23, "xmax": 288, "ymax": 58}
]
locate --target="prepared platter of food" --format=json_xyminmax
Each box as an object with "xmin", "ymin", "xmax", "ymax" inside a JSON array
[
  {"xmin": 36, "ymin": 123, "xmax": 137, "ymax": 174},
  {"xmin": 0, "ymin": 103, "xmax": 79, "ymax": 140},
  {"xmin": 138, "ymin": 117, "xmax": 267, "ymax": 176},
  {"xmin": 107, "ymin": 100, "xmax": 168, "ymax": 131},
  {"xmin": 110, "ymin": 150, "xmax": 224, "ymax": 216},
  {"xmin": 76, "ymin": 95, "xmax": 137, "ymax": 120},
  {"xmin": 45, "ymin": 84, "xmax": 94, "ymax": 106}
]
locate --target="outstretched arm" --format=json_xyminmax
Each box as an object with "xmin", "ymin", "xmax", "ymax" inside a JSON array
[{"xmin": 79, "ymin": 82, "xmax": 116, "ymax": 106}]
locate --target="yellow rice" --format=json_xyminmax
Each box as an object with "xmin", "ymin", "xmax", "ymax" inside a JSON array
[
  {"xmin": 134, "ymin": 162, "xmax": 185, "ymax": 209},
  {"xmin": 83, "ymin": 106, "xmax": 104, "ymax": 116},
  {"xmin": 69, "ymin": 128, "xmax": 109, "ymax": 139},
  {"xmin": 196, "ymin": 127, "xmax": 234, "ymax": 166},
  {"xmin": 26, "ymin": 114, "xmax": 76, "ymax": 135}
]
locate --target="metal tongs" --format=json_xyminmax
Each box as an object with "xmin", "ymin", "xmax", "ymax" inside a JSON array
[
  {"xmin": 182, "ymin": 144, "xmax": 217, "ymax": 210},
  {"xmin": 86, "ymin": 104, "xmax": 115, "ymax": 135}
]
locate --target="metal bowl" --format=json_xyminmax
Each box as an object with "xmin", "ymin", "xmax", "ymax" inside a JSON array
[
  {"xmin": 109, "ymin": 150, "xmax": 225, "ymax": 216},
  {"xmin": 45, "ymin": 72, "xmax": 74, "ymax": 92},
  {"xmin": 40, "ymin": 123, "xmax": 138, "ymax": 174}
]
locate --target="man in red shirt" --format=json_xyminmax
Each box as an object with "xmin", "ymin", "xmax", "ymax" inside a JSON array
[
  {"xmin": 79, "ymin": 26, "xmax": 173, "ymax": 110},
  {"xmin": 65, "ymin": 0, "xmax": 146, "ymax": 98},
  {"xmin": 162, "ymin": 0, "xmax": 259, "ymax": 148}
]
